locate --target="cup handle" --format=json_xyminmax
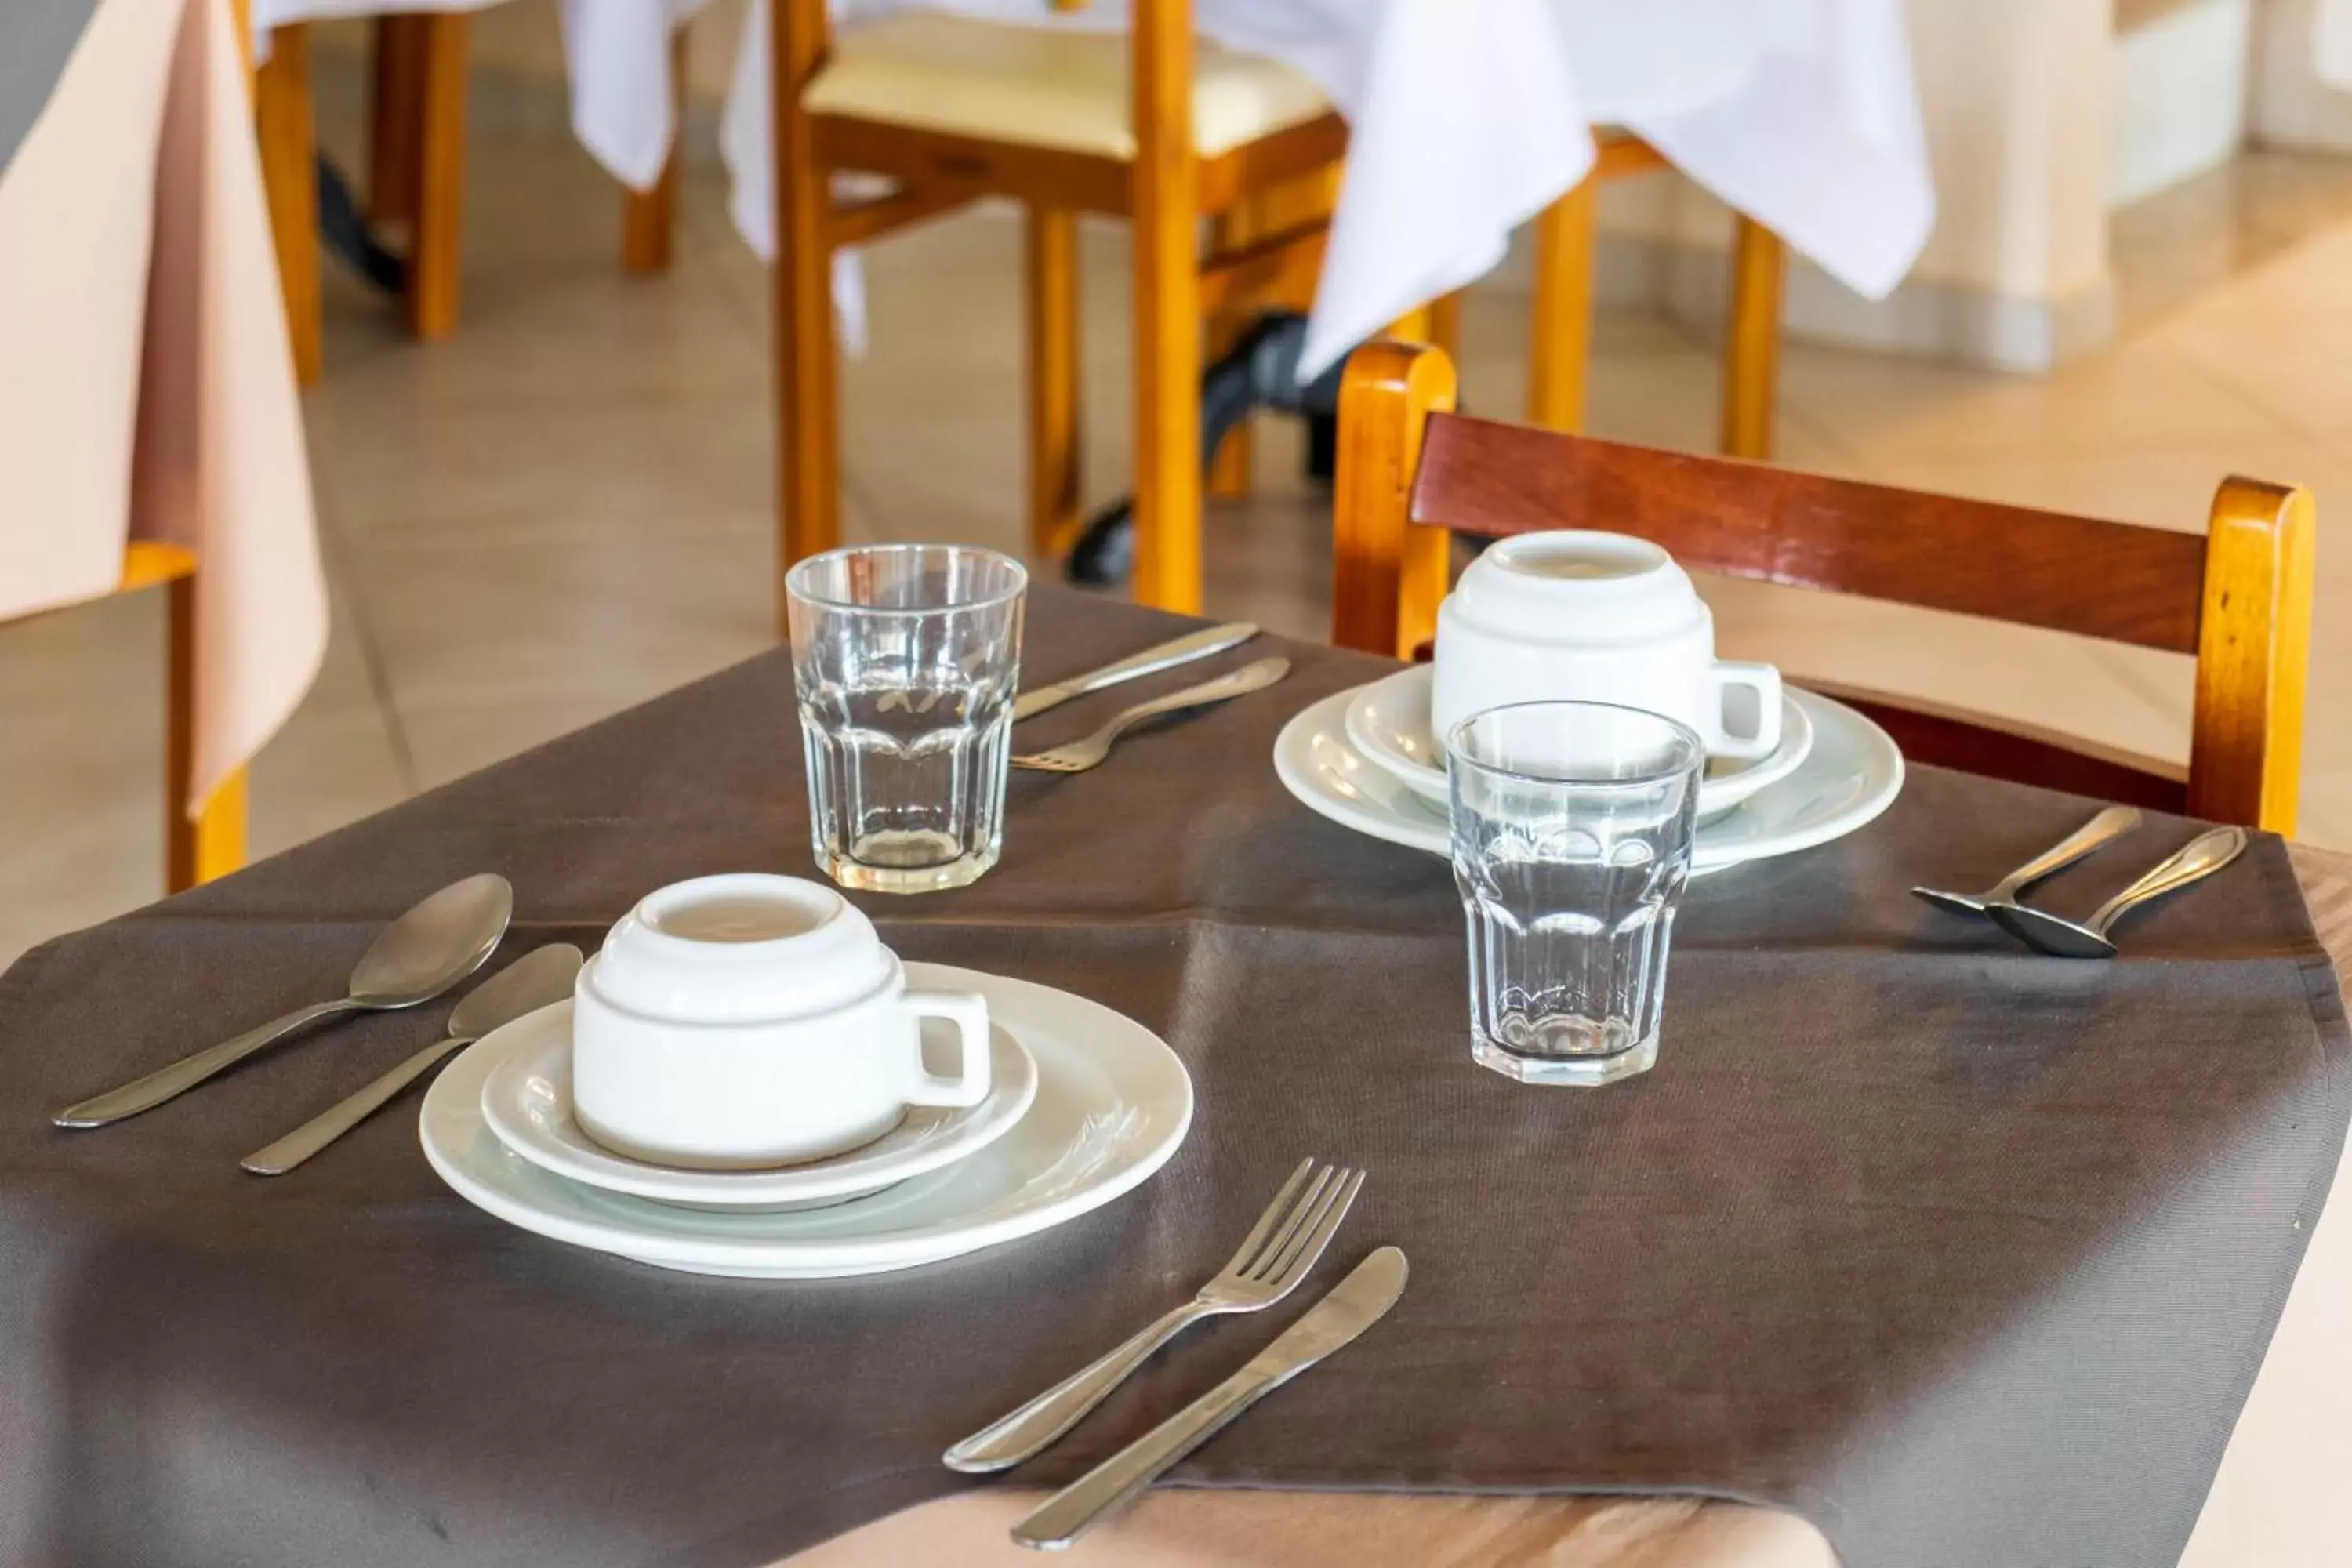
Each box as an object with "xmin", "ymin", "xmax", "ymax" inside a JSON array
[
  {"xmin": 1704, "ymin": 662, "xmax": 1783, "ymax": 760},
  {"xmin": 901, "ymin": 990, "xmax": 993, "ymax": 1109}
]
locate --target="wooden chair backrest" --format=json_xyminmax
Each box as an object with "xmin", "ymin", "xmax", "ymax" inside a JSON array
[{"xmin": 1332, "ymin": 342, "xmax": 2316, "ymax": 833}]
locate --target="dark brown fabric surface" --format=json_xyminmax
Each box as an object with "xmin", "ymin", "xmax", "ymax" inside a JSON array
[{"xmin": 2, "ymin": 586, "xmax": 2345, "ymax": 1568}]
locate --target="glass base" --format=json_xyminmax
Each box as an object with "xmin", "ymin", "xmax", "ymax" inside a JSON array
[
  {"xmin": 819, "ymin": 842, "xmax": 999, "ymax": 895},
  {"xmin": 1472, "ymin": 1029, "xmax": 1659, "ymax": 1087}
]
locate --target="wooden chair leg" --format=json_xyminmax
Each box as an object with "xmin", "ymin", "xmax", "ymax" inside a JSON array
[
  {"xmin": 368, "ymin": 16, "xmax": 426, "ymax": 227},
  {"xmin": 254, "ymin": 25, "xmax": 322, "ymax": 385},
  {"xmin": 1428, "ymin": 289, "xmax": 1464, "ymax": 365},
  {"xmin": 1025, "ymin": 207, "xmax": 1083, "ymax": 561},
  {"xmin": 1203, "ymin": 211, "xmax": 1254, "ymax": 501},
  {"xmin": 1527, "ymin": 176, "xmax": 1598, "ymax": 432},
  {"xmin": 408, "ymin": 13, "xmax": 468, "ymax": 339},
  {"xmin": 1129, "ymin": 5, "xmax": 1201, "ymax": 613},
  {"xmin": 772, "ymin": 5, "xmax": 840, "ymax": 635},
  {"xmin": 165, "ymin": 575, "xmax": 247, "ymax": 891},
  {"xmin": 620, "ymin": 29, "xmax": 688, "ymax": 275},
  {"xmin": 1720, "ymin": 213, "xmax": 1785, "ymax": 460}
]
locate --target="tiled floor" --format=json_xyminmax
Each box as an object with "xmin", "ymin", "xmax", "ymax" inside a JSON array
[{"xmin": 7, "ymin": 110, "xmax": 2352, "ymax": 966}]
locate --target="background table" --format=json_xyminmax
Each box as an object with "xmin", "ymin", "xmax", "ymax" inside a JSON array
[{"xmin": 718, "ymin": 0, "xmax": 1935, "ymax": 374}]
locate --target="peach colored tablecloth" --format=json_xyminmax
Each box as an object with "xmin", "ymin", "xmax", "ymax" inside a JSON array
[
  {"xmin": 778, "ymin": 845, "xmax": 2352, "ymax": 1567},
  {"xmin": 0, "ymin": 0, "xmax": 325, "ymax": 807}
]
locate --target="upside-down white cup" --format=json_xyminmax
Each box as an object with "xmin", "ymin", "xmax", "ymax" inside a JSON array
[
  {"xmin": 1431, "ymin": 530, "xmax": 1783, "ymax": 760},
  {"xmin": 571, "ymin": 874, "xmax": 990, "ymax": 1170}
]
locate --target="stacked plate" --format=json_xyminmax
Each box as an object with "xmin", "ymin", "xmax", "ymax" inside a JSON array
[
  {"xmin": 419, "ymin": 964, "xmax": 1193, "ymax": 1279},
  {"xmin": 1276, "ymin": 666, "xmax": 1904, "ymax": 872}
]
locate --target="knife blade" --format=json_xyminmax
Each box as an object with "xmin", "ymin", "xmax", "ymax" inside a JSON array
[
  {"xmin": 1011, "ymin": 622, "xmax": 1259, "ymax": 722},
  {"xmin": 1009, "ymin": 1247, "xmax": 1408, "ymax": 1551}
]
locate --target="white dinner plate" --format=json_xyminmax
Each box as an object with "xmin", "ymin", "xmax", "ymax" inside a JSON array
[
  {"xmin": 420, "ymin": 964, "xmax": 1192, "ymax": 1279},
  {"xmin": 1276, "ymin": 685, "xmax": 1902, "ymax": 873},
  {"xmin": 479, "ymin": 1017, "xmax": 1040, "ymax": 1213},
  {"xmin": 1342, "ymin": 664, "xmax": 1815, "ymax": 822}
]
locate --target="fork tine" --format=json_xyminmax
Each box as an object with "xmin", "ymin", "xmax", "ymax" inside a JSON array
[
  {"xmin": 1215, "ymin": 1158, "xmax": 1319, "ymax": 1279},
  {"xmin": 1243, "ymin": 1164, "xmax": 1336, "ymax": 1279},
  {"xmin": 1259, "ymin": 1167, "xmax": 1362, "ymax": 1287}
]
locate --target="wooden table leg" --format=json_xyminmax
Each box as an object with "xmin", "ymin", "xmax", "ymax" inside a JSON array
[
  {"xmin": 1720, "ymin": 212, "xmax": 1785, "ymax": 460},
  {"xmin": 1527, "ymin": 176, "xmax": 1598, "ymax": 433},
  {"xmin": 620, "ymin": 28, "xmax": 688, "ymax": 275},
  {"xmin": 368, "ymin": 16, "xmax": 426, "ymax": 227},
  {"xmin": 254, "ymin": 24, "xmax": 321, "ymax": 385},
  {"xmin": 1025, "ymin": 207, "xmax": 1083, "ymax": 561},
  {"xmin": 408, "ymin": 13, "xmax": 468, "ymax": 339}
]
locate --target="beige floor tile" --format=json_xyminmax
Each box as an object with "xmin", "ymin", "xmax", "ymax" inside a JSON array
[
  {"xmin": 2143, "ymin": 226, "xmax": 2352, "ymax": 437},
  {"xmin": 399, "ymin": 696, "xmax": 656, "ymax": 792},
  {"xmin": 1777, "ymin": 338, "xmax": 2285, "ymax": 464},
  {"xmin": 350, "ymin": 528, "xmax": 773, "ymax": 715}
]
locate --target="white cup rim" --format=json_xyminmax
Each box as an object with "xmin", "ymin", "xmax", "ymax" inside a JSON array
[{"xmin": 579, "ymin": 949, "xmax": 903, "ymax": 1031}]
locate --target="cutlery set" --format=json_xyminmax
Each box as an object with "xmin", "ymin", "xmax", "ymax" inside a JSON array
[
  {"xmin": 1912, "ymin": 807, "xmax": 2249, "ymax": 956},
  {"xmin": 946, "ymin": 1157, "xmax": 1397, "ymax": 1552}
]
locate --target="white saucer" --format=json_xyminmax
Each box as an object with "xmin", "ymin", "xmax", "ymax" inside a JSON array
[
  {"xmin": 1342, "ymin": 665, "xmax": 1815, "ymax": 822},
  {"xmin": 419, "ymin": 964, "xmax": 1192, "ymax": 1278},
  {"xmin": 479, "ymin": 1015, "xmax": 1040, "ymax": 1214},
  {"xmin": 1276, "ymin": 685, "xmax": 1902, "ymax": 873}
]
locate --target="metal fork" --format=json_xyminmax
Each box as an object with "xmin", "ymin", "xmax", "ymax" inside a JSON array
[
  {"xmin": 1010, "ymin": 656, "xmax": 1290, "ymax": 774},
  {"xmin": 942, "ymin": 1156, "xmax": 1363, "ymax": 1473}
]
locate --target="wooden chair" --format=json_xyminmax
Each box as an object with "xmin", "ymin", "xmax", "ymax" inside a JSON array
[
  {"xmin": 252, "ymin": 16, "xmax": 690, "ymax": 385},
  {"xmin": 4, "ymin": 547, "xmax": 249, "ymax": 894},
  {"xmin": 1333, "ymin": 342, "xmax": 2315, "ymax": 834},
  {"xmin": 771, "ymin": 2, "xmax": 1352, "ymax": 619},
  {"xmin": 1525, "ymin": 133, "xmax": 1787, "ymax": 459}
]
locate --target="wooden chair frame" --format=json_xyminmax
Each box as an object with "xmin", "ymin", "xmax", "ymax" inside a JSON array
[
  {"xmin": 1527, "ymin": 135, "xmax": 1786, "ymax": 459},
  {"xmin": 1334, "ymin": 342, "xmax": 2315, "ymax": 834},
  {"xmin": 5, "ymin": 547, "xmax": 248, "ymax": 893},
  {"xmin": 770, "ymin": 0, "xmax": 1349, "ymax": 622}
]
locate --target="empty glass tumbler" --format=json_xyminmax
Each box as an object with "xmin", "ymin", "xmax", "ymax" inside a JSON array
[
  {"xmin": 1446, "ymin": 702, "xmax": 1704, "ymax": 1086},
  {"xmin": 785, "ymin": 545, "xmax": 1027, "ymax": 893}
]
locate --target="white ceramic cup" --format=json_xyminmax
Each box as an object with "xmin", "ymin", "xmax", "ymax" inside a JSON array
[
  {"xmin": 1431, "ymin": 530, "xmax": 1783, "ymax": 760},
  {"xmin": 570, "ymin": 873, "xmax": 991, "ymax": 1170}
]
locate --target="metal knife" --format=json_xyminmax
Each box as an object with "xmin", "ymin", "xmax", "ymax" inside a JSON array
[
  {"xmin": 1012, "ymin": 622, "xmax": 1259, "ymax": 722},
  {"xmin": 1009, "ymin": 1247, "xmax": 1408, "ymax": 1551}
]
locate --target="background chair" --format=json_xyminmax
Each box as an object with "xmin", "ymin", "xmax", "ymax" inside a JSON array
[
  {"xmin": 771, "ymin": 2, "xmax": 1354, "ymax": 619},
  {"xmin": 3, "ymin": 548, "xmax": 247, "ymax": 893},
  {"xmin": 1334, "ymin": 341, "xmax": 2315, "ymax": 834}
]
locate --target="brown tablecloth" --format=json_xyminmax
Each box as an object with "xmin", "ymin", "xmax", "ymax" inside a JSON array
[
  {"xmin": 1, "ymin": 589, "xmax": 2343, "ymax": 1568},
  {"xmin": 0, "ymin": 0, "xmax": 324, "ymax": 804}
]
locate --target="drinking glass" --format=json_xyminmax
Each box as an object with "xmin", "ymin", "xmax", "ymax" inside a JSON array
[
  {"xmin": 1446, "ymin": 702, "xmax": 1704, "ymax": 1086},
  {"xmin": 785, "ymin": 544, "xmax": 1026, "ymax": 893}
]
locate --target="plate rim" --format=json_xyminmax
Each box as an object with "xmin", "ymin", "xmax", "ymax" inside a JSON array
[
  {"xmin": 419, "ymin": 964, "xmax": 1193, "ymax": 1274},
  {"xmin": 1279, "ymin": 683, "xmax": 1903, "ymax": 870},
  {"xmin": 477, "ymin": 1008, "xmax": 1042, "ymax": 1207}
]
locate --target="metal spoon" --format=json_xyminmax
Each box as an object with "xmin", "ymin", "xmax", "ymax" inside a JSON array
[
  {"xmin": 1911, "ymin": 805, "xmax": 2142, "ymax": 916},
  {"xmin": 241, "ymin": 942, "xmax": 583, "ymax": 1176},
  {"xmin": 53, "ymin": 873, "xmax": 514, "ymax": 1128},
  {"xmin": 1988, "ymin": 826, "xmax": 2248, "ymax": 958}
]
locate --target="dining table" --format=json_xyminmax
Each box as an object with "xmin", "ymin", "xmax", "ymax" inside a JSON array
[
  {"xmin": 1, "ymin": 0, "xmax": 325, "ymax": 809},
  {"xmin": 2, "ymin": 586, "xmax": 2346, "ymax": 1568}
]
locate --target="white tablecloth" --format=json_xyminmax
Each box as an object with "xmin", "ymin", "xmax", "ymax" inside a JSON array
[{"xmin": 719, "ymin": 0, "xmax": 1935, "ymax": 375}]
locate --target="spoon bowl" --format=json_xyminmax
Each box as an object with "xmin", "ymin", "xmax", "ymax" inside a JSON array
[
  {"xmin": 350, "ymin": 873, "xmax": 516, "ymax": 1007},
  {"xmin": 54, "ymin": 873, "xmax": 515, "ymax": 1128}
]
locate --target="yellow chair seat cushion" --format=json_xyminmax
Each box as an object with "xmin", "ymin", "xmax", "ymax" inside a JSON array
[{"xmin": 804, "ymin": 12, "xmax": 1334, "ymax": 160}]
